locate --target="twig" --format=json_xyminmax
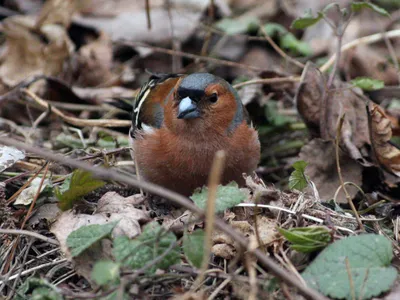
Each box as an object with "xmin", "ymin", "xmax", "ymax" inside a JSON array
[
  {"xmin": 3, "ymin": 163, "xmax": 51, "ymax": 274},
  {"xmin": 119, "ymin": 40, "xmax": 266, "ymax": 73},
  {"xmin": 0, "ymin": 259, "xmax": 68, "ymax": 285},
  {"xmin": 0, "ymin": 229, "xmax": 59, "ymax": 246},
  {"xmin": 258, "ymin": 24, "xmax": 305, "ymax": 69},
  {"xmin": 335, "ymin": 114, "xmax": 364, "ymax": 231},
  {"xmin": 0, "ymin": 137, "xmax": 327, "ymax": 300},
  {"xmin": 23, "ymin": 89, "xmax": 131, "ymax": 128},
  {"xmin": 320, "ymin": 29, "xmax": 400, "ymax": 73},
  {"xmin": 208, "ymin": 266, "xmax": 243, "ymax": 300},
  {"xmin": 200, "ymin": 0, "xmax": 215, "ymax": 57},
  {"xmin": 6, "ymin": 164, "xmax": 46, "ymax": 205},
  {"xmin": 9, "ymin": 239, "xmax": 34, "ymax": 298},
  {"xmin": 326, "ymin": 10, "xmax": 353, "ymax": 88},
  {"xmin": 192, "ymin": 150, "xmax": 226, "ymax": 291},
  {"xmin": 246, "ymin": 259, "xmax": 258, "ymax": 300},
  {"xmin": 145, "ymin": 0, "xmax": 151, "ymax": 30},
  {"xmin": 233, "ymin": 77, "xmax": 300, "ymax": 89}
]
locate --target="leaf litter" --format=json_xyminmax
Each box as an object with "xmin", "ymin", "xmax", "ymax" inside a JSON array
[{"xmin": 0, "ymin": 0, "xmax": 400, "ymax": 299}]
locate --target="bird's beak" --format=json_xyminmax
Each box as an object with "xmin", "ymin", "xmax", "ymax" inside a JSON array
[{"xmin": 177, "ymin": 97, "xmax": 200, "ymax": 119}]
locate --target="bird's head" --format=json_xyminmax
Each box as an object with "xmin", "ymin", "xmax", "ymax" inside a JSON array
[{"xmin": 170, "ymin": 73, "xmax": 244, "ymax": 135}]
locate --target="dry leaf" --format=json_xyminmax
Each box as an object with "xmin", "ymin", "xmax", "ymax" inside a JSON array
[
  {"xmin": 73, "ymin": 33, "xmax": 116, "ymax": 87},
  {"xmin": 212, "ymin": 220, "xmax": 253, "ymax": 259},
  {"xmin": 36, "ymin": 0, "xmax": 78, "ymax": 28},
  {"xmin": 299, "ymin": 139, "xmax": 363, "ymax": 203},
  {"xmin": 296, "ymin": 62, "xmax": 370, "ymax": 162},
  {"xmin": 295, "ymin": 62, "xmax": 325, "ymax": 137},
  {"xmin": 369, "ymin": 102, "xmax": 400, "ymax": 177},
  {"xmin": 0, "ymin": 15, "xmax": 74, "ymax": 87},
  {"xmin": 255, "ymin": 216, "xmax": 279, "ymax": 246},
  {"xmin": 51, "ymin": 192, "xmax": 149, "ymax": 280}
]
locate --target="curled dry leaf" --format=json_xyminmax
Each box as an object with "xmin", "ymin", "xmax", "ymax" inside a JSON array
[
  {"xmin": 51, "ymin": 192, "xmax": 149, "ymax": 280},
  {"xmin": 369, "ymin": 102, "xmax": 400, "ymax": 177},
  {"xmin": 0, "ymin": 15, "xmax": 74, "ymax": 87},
  {"xmin": 296, "ymin": 62, "xmax": 370, "ymax": 162},
  {"xmin": 295, "ymin": 61, "xmax": 325, "ymax": 137},
  {"xmin": 73, "ymin": 33, "xmax": 117, "ymax": 87},
  {"xmin": 299, "ymin": 139, "xmax": 363, "ymax": 203}
]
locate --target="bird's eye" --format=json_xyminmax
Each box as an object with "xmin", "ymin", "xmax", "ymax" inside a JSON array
[{"xmin": 208, "ymin": 93, "xmax": 218, "ymax": 103}]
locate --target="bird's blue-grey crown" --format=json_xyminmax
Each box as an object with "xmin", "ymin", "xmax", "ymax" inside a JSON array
[{"xmin": 177, "ymin": 73, "xmax": 218, "ymax": 101}]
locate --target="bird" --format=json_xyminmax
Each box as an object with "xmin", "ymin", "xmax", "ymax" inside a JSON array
[{"xmin": 129, "ymin": 72, "xmax": 260, "ymax": 196}]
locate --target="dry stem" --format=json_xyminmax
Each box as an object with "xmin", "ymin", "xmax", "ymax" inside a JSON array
[
  {"xmin": 192, "ymin": 150, "xmax": 226, "ymax": 291},
  {"xmin": 23, "ymin": 89, "xmax": 131, "ymax": 128},
  {"xmin": 335, "ymin": 114, "xmax": 364, "ymax": 231}
]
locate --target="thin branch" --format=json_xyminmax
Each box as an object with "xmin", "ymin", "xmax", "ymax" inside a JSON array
[
  {"xmin": 233, "ymin": 77, "xmax": 300, "ymax": 89},
  {"xmin": 258, "ymin": 24, "xmax": 305, "ymax": 69},
  {"xmin": 0, "ymin": 229, "xmax": 59, "ymax": 246},
  {"xmin": 335, "ymin": 114, "xmax": 364, "ymax": 230},
  {"xmin": 145, "ymin": 0, "xmax": 151, "ymax": 30},
  {"xmin": 192, "ymin": 150, "xmax": 226, "ymax": 291},
  {"xmin": 320, "ymin": 29, "xmax": 400, "ymax": 73},
  {"xmin": 119, "ymin": 40, "xmax": 266, "ymax": 73},
  {"xmin": 0, "ymin": 137, "xmax": 327, "ymax": 300},
  {"xmin": 23, "ymin": 89, "xmax": 131, "ymax": 128},
  {"xmin": 0, "ymin": 259, "xmax": 68, "ymax": 285}
]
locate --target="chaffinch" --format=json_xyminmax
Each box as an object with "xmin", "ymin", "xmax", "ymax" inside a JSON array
[{"xmin": 130, "ymin": 72, "xmax": 260, "ymax": 196}]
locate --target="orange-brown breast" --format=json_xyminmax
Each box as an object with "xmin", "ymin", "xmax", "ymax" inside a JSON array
[{"xmin": 132, "ymin": 121, "xmax": 260, "ymax": 196}]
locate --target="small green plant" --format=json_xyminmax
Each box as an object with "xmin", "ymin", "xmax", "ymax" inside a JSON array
[
  {"xmin": 278, "ymin": 226, "xmax": 331, "ymax": 252},
  {"xmin": 288, "ymin": 160, "xmax": 309, "ymax": 191},
  {"xmin": 55, "ymin": 169, "xmax": 105, "ymax": 210},
  {"xmin": 191, "ymin": 182, "xmax": 247, "ymax": 212}
]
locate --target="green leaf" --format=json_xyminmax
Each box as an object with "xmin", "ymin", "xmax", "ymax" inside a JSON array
[
  {"xmin": 262, "ymin": 23, "xmax": 287, "ymax": 36},
  {"xmin": 288, "ymin": 160, "xmax": 309, "ymax": 191},
  {"xmin": 291, "ymin": 9, "xmax": 324, "ymax": 29},
  {"xmin": 55, "ymin": 169, "xmax": 105, "ymax": 211},
  {"xmin": 351, "ymin": 2, "xmax": 390, "ymax": 16},
  {"xmin": 216, "ymin": 16, "xmax": 259, "ymax": 35},
  {"xmin": 31, "ymin": 287, "xmax": 62, "ymax": 300},
  {"xmin": 113, "ymin": 222, "xmax": 179, "ymax": 274},
  {"xmin": 264, "ymin": 101, "xmax": 295, "ymax": 128},
  {"xmin": 191, "ymin": 182, "xmax": 246, "ymax": 213},
  {"xmin": 280, "ymin": 33, "xmax": 312, "ymax": 56},
  {"xmin": 67, "ymin": 221, "xmax": 117, "ymax": 257},
  {"xmin": 16, "ymin": 278, "xmax": 61, "ymax": 300},
  {"xmin": 302, "ymin": 234, "xmax": 397, "ymax": 300},
  {"xmin": 278, "ymin": 226, "xmax": 331, "ymax": 253},
  {"xmin": 92, "ymin": 260, "xmax": 120, "ymax": 286},
  {"xmin": 351, "ymin": 77, "xmax": 385, "ymax": 91},
  {"xmin": 183, "ymin": 229, "xmax": 205, "ymax": 268}
]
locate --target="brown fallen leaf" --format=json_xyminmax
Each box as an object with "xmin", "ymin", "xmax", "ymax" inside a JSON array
[
  {"xmin": 51, "ymin": 192, "xmax": 149, "ymax": 281},
  {"xmin": 295, "ymin": 62, "xmax": 325, "ymax": 137},
  {"xmin": 299, "ymin": 139, "xmax": 363, "ymax": 203},
  {"xmin": 0, "ymin": 15, "xmax": 74, "ymax": 87},
  {"xmin": 296, "ymin": 62, "xmax": 370, "ymax": 162},
  {"xmin": 368, "ymin": 102, "xmax": 400, "ymax": 177},
  {"xmin": 212, "ymin": 220, "xmax": 252, "ymax": 260},
  {"xmin": 73, "ymin": 32, "xmax": 117, "ymax": 87}
]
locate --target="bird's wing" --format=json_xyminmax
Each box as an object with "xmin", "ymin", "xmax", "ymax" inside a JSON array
[{"xmin": 132, "ymin": 73, "xmax": 182, "ymax": 132}]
